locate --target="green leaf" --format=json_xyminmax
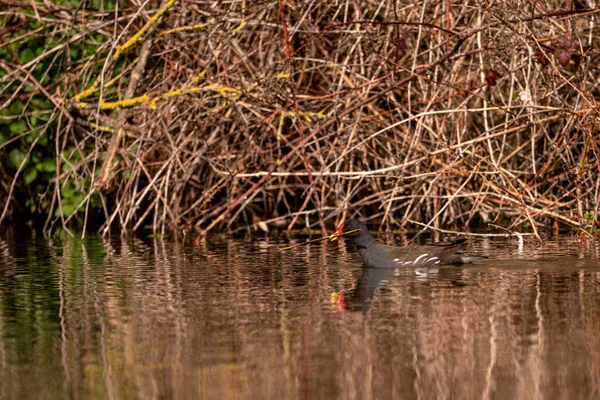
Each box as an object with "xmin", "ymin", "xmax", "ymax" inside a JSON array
[
  {"xmin": 84, "ymin": 44, "xmax": 98, "ymax": 57},
  {"xmin": 8, "ymin": 148, "xmax": 26, "ymax": 168},
  {"xmin": 30, "ymin": 97, "xmax": 52, "ymax": 109},
  {"xmin": 25, "ymin": 131, "xmax": 40, "ymax": 143},
  {"xmin": 90, "ymin": 193, "xmax": 102, "ymax": 208},
  {"xmin": 33, "ymin": 63, "xmax": 44, "ymax": 75},
  {"xmin": 584, "ymin": 212, "xmax": 594, "ymax": 221},
  {"xmin": 70, "ymin": 47, "xmax": 79, "ymax": 59},
  {"xmin": 42, "ymin": 158, "xmax": 56, "ymax": 173},
  {"xmin": 20, "ymin": 48, "xmax": 35, "ymax": 63},
  {"xmin": 9, "ymin": 100, "xmax": 24, "ymax": 114},
  {"xmin": 58, "ymin": 194, "xmax": 83, "ymax": 217},
  {"xmin": 61, "ymin": 180, "xmax": 75, "ymax": 199},
  {"xmin": 58, "ymin": 201, "xmax": 76, "ymax": 217},
  {"xmin": 24, "ymin": 167, "xmax": 38, "ymax": 185},
  {"xmin": 9, "ymin": 120, "xmax": 27, "ymax": 135}
]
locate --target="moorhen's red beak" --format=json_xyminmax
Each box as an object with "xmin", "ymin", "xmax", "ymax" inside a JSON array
[{"xmin": 330, "ymin": 224, "xmax": 344, "ymax": 241}]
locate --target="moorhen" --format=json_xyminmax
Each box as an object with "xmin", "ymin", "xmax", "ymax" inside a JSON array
[{"xmin": 331, "ymin": 219, "xmax": 486, "ymax": 268}]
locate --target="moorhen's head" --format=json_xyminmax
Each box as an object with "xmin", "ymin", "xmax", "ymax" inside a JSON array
[{"xmin": 331, "ymin": 218, "xmax": 374, "ymax": 244}]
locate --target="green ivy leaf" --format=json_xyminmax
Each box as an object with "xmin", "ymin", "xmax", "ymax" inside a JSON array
[
  {"xmin": 30, "ymin": 97, "xmax": 52, "ymax": 109},
  {"xmin": 58, "ymin": 193, "xmax": 83, "ymax": 217},
  {"xmin": 42, "ymin": 158, "xmax": 56, "ymax": 173},
  {"xmin": 61, "ymin": 181, "xmax": 75, "ymax": 199},
  {"xmin": 8, "ymin": 148, "xmax": 26, "ymax": 168},
  {"xmin": 24, "ymin": 167, "xmax": 38, "ymax": 185},
  {"xmin": 58, "ymin": 201, "xmax": 76, "ymax": 217},
  {"xmin": 20, "ymin": 48, "xmax": 35, "ymax": 63},
  {"xmin": 9, "ymin": 120, "xmax": 27, "ymax": 135},
  {"xmin": 9, "ymin": 100, "xmax": 24, "ymax": 114}
]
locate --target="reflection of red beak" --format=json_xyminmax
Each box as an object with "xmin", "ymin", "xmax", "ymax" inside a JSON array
[
  {"xmin": 330, "ymin": 224, "xmax": 344, "ymax": 241},
  {"xmin": 331, "ymin": 291, "xmax": 346, "ymax": 312}
]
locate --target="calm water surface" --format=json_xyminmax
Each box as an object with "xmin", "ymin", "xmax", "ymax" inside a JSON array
[{"xmin": 0, "ymin": 231, "xmax": 599, "ymax": 399}]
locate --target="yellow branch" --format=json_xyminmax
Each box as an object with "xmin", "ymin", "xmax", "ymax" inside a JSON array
[
  {"xmin": 100, "ymin": 95, "xmax": 151, "ymax": 109},
  {"xmin": 282, "ymin": 110, "xmax": 326, "ymax": 121},
  {"xmin": 104, "ymin": 67, "xmax": 130, "ymax": 88},
  {"xmin": 185, "ymin": 69, "xmax": 207, "ymax": 88},
  {"xmin": 113, "ymin": 0, "xmax": 176, "ymax": 60},
  {"xmin": 158, "ymin": 22, "xmax": 208, "ymax": 37},
  {"xmin": 73, "ymin": 72, "xmax": 278, "ymax": 111},
  {"xmin": 234, "ymin": 0, "xmax": 247, "ymax": 34},
  {"xmin": 71, "ymin": 56, "xmax": 141, "ymax": 102},
  {"xmin": 92, "ymin": 123, "xmax": 115, "ymax": 133},
  {"xmin": 202, "ymin": 83, "xmax": 242, "ymax": 96},
  {"xmin": 73, "ymin": 79, "xmax": 100, "ymax": 102},
  {"xmin": 149, "ymin": 88, "xmax": 184, "ymax": 109},
  {"xmin": 233, "ymin": 19, "xmax": 246, "ymax": 33}
]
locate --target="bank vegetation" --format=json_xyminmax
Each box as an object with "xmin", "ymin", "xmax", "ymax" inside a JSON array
[{"xmin": 0, "ymin": 0, "xmax": 599, "ymax": 240}]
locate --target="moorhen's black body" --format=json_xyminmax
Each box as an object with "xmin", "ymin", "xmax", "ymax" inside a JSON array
[{"xmin": 332, "ymin": 219, "xmax": 486, "ymax": 268}]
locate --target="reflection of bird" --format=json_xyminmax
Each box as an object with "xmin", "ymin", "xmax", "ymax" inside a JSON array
[
  {"xmin": 332, "ymin": 219, "xmax": 487, "ymax": 269},
  {"xmin": 332, "ymin": 264, "xmax": 467, "ymax": 312},
  {"xmin": 332, "ymin": 267, "xmax": 397, "ymax": 312}
]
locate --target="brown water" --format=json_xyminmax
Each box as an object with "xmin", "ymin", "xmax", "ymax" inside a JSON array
[{"xmin": 0, "ymin": 232, "xmax": 599, "ymax": 399}]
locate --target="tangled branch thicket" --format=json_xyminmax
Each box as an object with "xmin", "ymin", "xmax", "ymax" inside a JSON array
[{"xmin": 1, "ymin": 1, "xmax": 599, "ymax": 239}]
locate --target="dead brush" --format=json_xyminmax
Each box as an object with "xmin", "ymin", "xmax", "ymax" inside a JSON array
[{"xmin": 0, "ymin": 1, "xmax": 598, "ymax": 240}]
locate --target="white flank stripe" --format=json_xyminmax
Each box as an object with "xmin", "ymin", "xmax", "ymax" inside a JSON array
[
  {"xmin": 427, "ymin": 256, "xmax": 439, "ymax": 263},
  {"xmin": 394, "ymin": 258, "xmax": 400, "ymax": 262},
  {"xmin": 434, "ymin": 260, "xmax": 440, "ymax": 265},
  {"xmin": 414, "ymin": 254, "xmax": 428, "ymax": 264}
]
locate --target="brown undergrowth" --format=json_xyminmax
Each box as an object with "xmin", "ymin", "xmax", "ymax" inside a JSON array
[{"xmin": 1, "ymin": 1, "xmax": 599, "ymax": 240}]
